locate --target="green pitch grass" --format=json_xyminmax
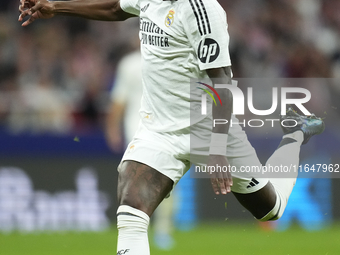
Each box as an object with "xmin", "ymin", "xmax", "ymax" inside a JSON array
[{"xmin": 1, "ymin": 222, "xmax": 339, "ymax": 255}]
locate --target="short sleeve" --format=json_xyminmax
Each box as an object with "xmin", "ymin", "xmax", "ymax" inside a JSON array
[
  {"xmin": 120, "ymin": 0, "xmax": 140, "ymax": 16},
  {"xmin": 182, "ymin": 0, "xmax": 231, "ymax": 70}
]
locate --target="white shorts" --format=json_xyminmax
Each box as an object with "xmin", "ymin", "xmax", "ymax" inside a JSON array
[{"xmin": 119, "ymin": 116, "xmax": 269, "ymax": 194}]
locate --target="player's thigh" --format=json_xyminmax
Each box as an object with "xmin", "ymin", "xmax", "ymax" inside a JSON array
[{"xmin": 118, "ymin": 160, "xmax": 174, "ymax": 217}]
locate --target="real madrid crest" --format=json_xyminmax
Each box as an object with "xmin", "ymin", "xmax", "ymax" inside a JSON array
[{"xmin": 165, "ymin": 9, "xmax": 175, "ymax": 27}]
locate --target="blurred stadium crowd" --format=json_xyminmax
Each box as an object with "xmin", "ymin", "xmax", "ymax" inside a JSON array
[{"xmin": 0, "ymin": 0, "xmax": 339, "ymax": 135}]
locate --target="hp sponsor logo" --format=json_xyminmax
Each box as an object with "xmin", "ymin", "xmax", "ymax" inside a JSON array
[{"xmin": 198, "ymin": 38, "xmax": 220, "ymax": 63}]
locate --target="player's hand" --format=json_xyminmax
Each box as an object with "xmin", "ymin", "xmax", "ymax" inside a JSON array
[
  {"xmin": 18, "ymin": 0, "xmax": 55, "ymax": 26},
  {"xmin": 208, "ymin": 154, "xmax": 233, "ymax": 195}
]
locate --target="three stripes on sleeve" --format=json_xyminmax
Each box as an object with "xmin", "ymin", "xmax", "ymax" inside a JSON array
[{"xmin": 189, "ymin": 0, "xmax": 211, "ymax": 36}]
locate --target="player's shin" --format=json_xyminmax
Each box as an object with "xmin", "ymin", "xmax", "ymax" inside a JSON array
[{"xmin": 117, "ymin": 205, "xmax": 150, "ymax": 255}]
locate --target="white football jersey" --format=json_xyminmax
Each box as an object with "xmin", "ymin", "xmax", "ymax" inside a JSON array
[{"xmin": 120, "ymin": 0, "xmax": 231, "ymax": 132}]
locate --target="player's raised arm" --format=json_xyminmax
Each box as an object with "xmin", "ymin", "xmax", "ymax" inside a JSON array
[{"xmin": 18, "ymin": 0, "xmax": 135, "ymax": 27}]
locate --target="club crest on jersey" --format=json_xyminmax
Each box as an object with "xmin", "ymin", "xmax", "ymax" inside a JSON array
[{"xmin": 165, "ymin": 9, "xmax": 175, "ymax": 27}]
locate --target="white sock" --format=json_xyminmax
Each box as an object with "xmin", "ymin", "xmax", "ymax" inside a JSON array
[
  {"xmin": 260, "ymin": 131, "xmax": 303, "ymax": 221},
  {"xmin": 117, "ymin": 205, "xmax": 150, "ymax": 255}
]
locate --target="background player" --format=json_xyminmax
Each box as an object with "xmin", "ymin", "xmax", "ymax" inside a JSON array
[
  {"xmin": 19, "ymin": 1, "xmax": 325, "ymax": 255},
  {"xmin": 106, "ymin": 48, "xmax": 175, "ymax": 250}
]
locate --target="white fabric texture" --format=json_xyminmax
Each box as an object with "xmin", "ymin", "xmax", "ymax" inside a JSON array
[
  {"xmin": 121, "ymin": 0, "xmax": 231, "ymax": 132},
  {"xmin": 117, "ymin": 205, "xmax": 150, "ymax": 255}
]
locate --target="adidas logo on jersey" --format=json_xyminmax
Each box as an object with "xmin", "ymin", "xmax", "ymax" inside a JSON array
[
  {"xmin": 141, "ymin": 3, "xmax": 150, "ymax": 12},
  {"xmin": 247, "ymin": 178, "xmax": 259, "ymax": 188}
]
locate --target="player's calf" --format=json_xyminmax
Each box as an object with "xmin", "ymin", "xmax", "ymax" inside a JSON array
[
  {"xmin": 233, "ymin": 185, "xmax": 286, "ymax": 222},
  {"xmin": 257, "ymin": 190, "xmax": 285, "ymax": 222},
  {"xmin": 233, "ymin": 182, "xmax": 278, "ymax": 221}
]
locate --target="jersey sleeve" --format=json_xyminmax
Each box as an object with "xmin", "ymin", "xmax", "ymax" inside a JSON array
[
  {"xmin": 182, "ymin": 0, "xmax": 231, "ymax": 70},
  {"xmin": 119, "ymin": 0, "xmax": 140, "ymax": 16}
]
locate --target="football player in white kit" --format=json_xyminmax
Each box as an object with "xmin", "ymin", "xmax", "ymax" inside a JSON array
[{"xmin": 19, "ymin": 1, "xmax": 325, "ymax": 255}]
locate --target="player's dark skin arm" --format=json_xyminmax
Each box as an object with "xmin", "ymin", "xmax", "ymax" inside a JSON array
[
  {"xmin": 18, "ymin": 0, "xmax": 135, "ymax": 26},
  {"xmin": 206, "ymin": 66, "xmax": 233, "ymax": 195}
]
